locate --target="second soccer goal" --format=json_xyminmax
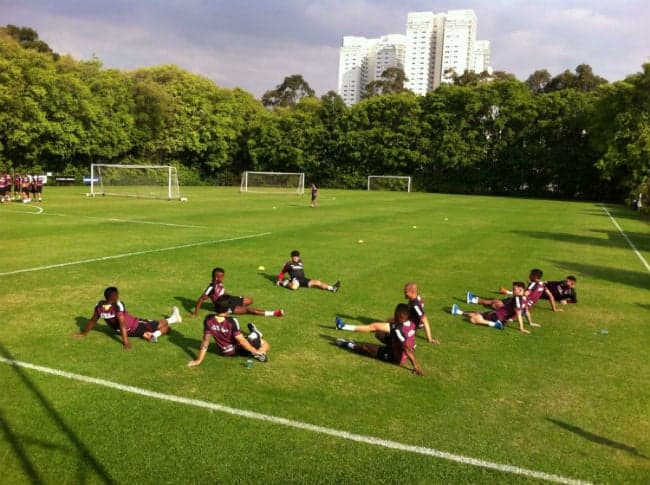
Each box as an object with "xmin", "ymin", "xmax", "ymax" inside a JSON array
[
  {"xmin": 240, "ymin": 171, "xmax": 305, "ymax": 195},
  {"xmin": 367, "ymin": 175, "xmax": 412, "ymax": 192}
]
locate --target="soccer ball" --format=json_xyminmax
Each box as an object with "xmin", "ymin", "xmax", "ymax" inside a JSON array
[{"xmin": 258, "ymin": 266, "xmax": 265, "ymax": 271}]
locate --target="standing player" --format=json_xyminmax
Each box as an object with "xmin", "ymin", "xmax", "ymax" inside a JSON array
[
  {"xmin": 276, "ymin": 250, "xmax": 340, "ymax": 292},
  {"xmin": 34, "ymin": 174, "xmax": 44, "ymax": 202},
  {"xmin": 335, "ymin": 303, "xmax": 423, "ymax": 376},
  {"xmin": 451, "ymin": 281, "xmax": 531, "ymax": 333},
  {"xmin": 187, "ymin": 295, "xmax": 269, "ymax": 367},
  {"xmin": 21, "ymin": 173, "xmax": 32, "ymax": 203},
  {"xmin": 13, "ymin": 173, "xmax": 21, "ymax": 201},
  {"xmin": 74, "ymin": 287, "xmax": 182, "ymax": 349},
  {"xmin": 335, "ymin": 282, "xmax": 439, "ymax": 344},
  {"xmin": 190, "ymin": 267, "xmax": 283, "ymax": 318},
  {"xmin": 310, "ymin": 182, "xmax": 318, "ymax": 207},
  {"xmin": 0, "ymin": 171, "xmax": 7, "ymax": 203}
]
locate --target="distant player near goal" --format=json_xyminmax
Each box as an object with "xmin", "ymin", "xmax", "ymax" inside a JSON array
[
  {"xmin": 74, "ymin": 286, "xmax": 182, "ymax": 350},
  {"xmin": 187, "ymin": 295, "xmax": 269, "ymax": 367},
  {"xmin": 276, "ymin": 250, "xmax": 340, "ymax": 292},
  {"xmin": 190, "ymin": 267, "xmax": 284, "ymax": 318}
]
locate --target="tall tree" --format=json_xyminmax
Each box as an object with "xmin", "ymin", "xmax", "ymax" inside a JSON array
[
  {"xmin": 261, "ymin": 74, "xmax": 315, "ymax": 108},
  {"xmin": 526, "ymin": 69, "xmax": 552, "ymax": 94},
  {"xmin": 362, "ymin": 67, "xmax": 409, "ymax": 98}
]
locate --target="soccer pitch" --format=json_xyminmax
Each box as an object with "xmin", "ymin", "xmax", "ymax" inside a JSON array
[{"xmin": 1, "ymin": 187, "xmax": 648, "ymax": 484}]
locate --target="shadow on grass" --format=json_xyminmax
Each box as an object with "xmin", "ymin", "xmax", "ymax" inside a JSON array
[
  {"xmin": 174, "ymin": 295, "xmax": 203, "ymax": 314},
  {"xmin": 512, "ymin": 229, "xmax": 650, "ymax": 252},
  {"xmin": 166, "ymin": 328, "xmax": 200, "ymax": 359},
  {"xmin": 546, "ymin": 418, "xmax": 648, "ymax": 459},
  {"xmin": 550, "ymin": 260, "xmax": 650, "ymax": 291},
  {"xmin": 335, "ymin": 314, "xmax": 384, "ymax": 325},
  {"xmin": 0, "ymin": 342, "xmax": 116, "ymax": 483},
  {"xmin": 259, "ymin": 272, "xmax": 279, "ymax": 286},
  {"xmin": 73, "ymin": 317, "xmax": 121, "ymax": 343},
  {"xmin": 318, "ymin": 334, "xmax": 412, "ymax": 374},
  {"xmin": 581, "ymin": 207, "xmax": 649, "ymax": 223}
]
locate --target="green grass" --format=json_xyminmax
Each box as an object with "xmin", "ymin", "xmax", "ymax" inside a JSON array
[{"xmin": 1, "ymin": 187, "xmax": 649, "ymax": 484}]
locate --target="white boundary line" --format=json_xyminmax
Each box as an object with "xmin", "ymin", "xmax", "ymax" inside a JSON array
[
  {"xmin": 601, "ymin": 205, "xmax": 650, "ymax": 273},
  {"xmin": 0, "ymin": 357, "xmax": 592, "ymax": 485},
  {"xmin": 0, "ymin": 232, "xmax": 271, "ymax": 276}
]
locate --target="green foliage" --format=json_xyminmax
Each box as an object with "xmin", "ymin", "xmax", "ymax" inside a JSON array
[{"xmin": 261, "ymin": 74, "xmax": 315, "ymax": 108}]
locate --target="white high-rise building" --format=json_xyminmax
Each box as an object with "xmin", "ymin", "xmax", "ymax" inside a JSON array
[
  {"xmin": 338, "ymin": 35, "xmax": 406, "ymax": 106},
  {"xmin": 404, "ymin": 12, "xmax": 446, "ymax": 94},
  {"xmin": 337, "ymin": 9, "xmax": 491, "ymax": 104},
  {"xmin": 441, "ymin": 9, "xmax": 477, "ymax": 83}
]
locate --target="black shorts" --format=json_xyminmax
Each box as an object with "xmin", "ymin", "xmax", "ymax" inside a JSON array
[
  {"xmin": 34, "ymin": 186, "xmax": 42, "ymax": 193},
  {"xmin": 131, "ymin": 319, "xmax": 160, "ymax": 337},
  {"xmin": 481, "ymin": 311, "xmax": 498, "ymax": 322},
  {"xmin": 228, "ymin": 296, "xmax": 245, "ymax": 310},
  {"xmin": 376, "ymin": 346, "xmax": 400, "ymax": 364},
  {"xmin": 294, "ymin": 277, "xmax": 311, "ymax": 288},
  {"xmin": 0, "ymin": 188, "xmax": 7, "ymax": 196},
  {"xmin": 236, "ymin": 334, "xmax": 262, "ymax": 357}
]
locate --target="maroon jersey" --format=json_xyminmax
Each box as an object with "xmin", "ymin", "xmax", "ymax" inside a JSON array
[
  {"xmin": 279, "ymin": 260, "xmax": 306, "ymax": 281},
  {"xmin": 35, "ymin": 176, "xmax": 44, "ymax": 187},
  {"xmin": 545, "ymin": 281, "xmax": 577, "ymax": 302},
  {"xmin": 202, "ymin": 281, "xmax": 226, "ymax": 304},
  {"xmin": 0, "ymin": 175, "xmax": 6, "ymax": 189},
  {"xmin": 390, "ymin": 320, "xmax": 417, "ymax": 365},
  {"xmin": 525, "ymin": 281, "xmax": 546, "ymax": 307},
  {"xmin": 93, "ymin": 300, "xmax": 140, "ymax": 333},
  {"xmin": 408, "ymin": 295, "xmax": 426, "ymax": 327},
  {"xmin": 495, "ymin": 295, "xmax": 525, "ymax": 321},
  {"xmin": 203, "ymin": 314, "xmax": 242, "ymax": 356}
]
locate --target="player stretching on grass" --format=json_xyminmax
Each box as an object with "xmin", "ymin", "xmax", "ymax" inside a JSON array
[
  {"xmin": 187, "ymin": 295, "xmax": 269, "ymax": 367},
  {"xmin": 502, "ymin": 274, "xmax": 577, "ymax": 305},
  {"xmin": 451, "ymin": 281, "xmax": 531, "ymax": 333},
  {"xmin": 276, "ymin": 250, "xmax": 340, "ymax": 292},
  {"xmin": 335, "ymin": 282, "xmax": 439, "ymax": 344},
  {"xmin": 74, "ymin": 286, "xmax": 182, "ymax": 350},
  {"xmin": 191, "ymin": 267, "xmax": 283, "ymax": 318},
  {"xmin": 336, "ymin": 303, "xmax": 423, "ymax": 376}
]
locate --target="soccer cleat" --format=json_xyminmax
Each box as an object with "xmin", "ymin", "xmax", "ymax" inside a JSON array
[
  {"xmin": 499, "ymin": 287, "xmax": 508, "ymax": 295},
  {"xmin": 332, "ymin": 280, "xmax": 341, "ymax": 293},
  {"xmin": 451, "ymin": 303, "xmax": 461, "ymax": 315},
  {"xmin": 149, "ymin": 334, "xmax": 158, "ymax": 343},
  {"xmin": 493, "ymin": 321, "xmax": 504, "ymax": 330},
  {"xmin": 335, "ymin": 338, "xmax": 349, "ymax": 347},
  {"xmin": 247, "ymin": 322, "xmax": 263, "ymax": 339},
  {"xmin": 172, "ymin": 306, "xmax": 182, "ymax": 324},
  {"xmin": 253, "ymin": 352, "xmax": 267, "ymax": 362},
  {"xmin": 466, "ymin": 291, "xmax": 474, "ymax": 304},
  {"xmin": 335, "ymin": 316, "xmax": 346, "ymax": 330},
  {"xmin": 273, "ymin": 309, "xmax": 284, "ymax": 317}
]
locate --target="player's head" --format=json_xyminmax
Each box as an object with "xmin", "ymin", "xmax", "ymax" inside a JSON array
[
  {"xmin": 565, "ymin": 276, "xmax": 577, "ymax": 288},
  {"xmin": 529, "ymin": 269, "xmax": 543, "ymax": 282},
  {"xmin": 214, "ymin": 294, "xmax": 231, "ymax": 314},
  {"xmin": 104, "ymin": 286, "xmax": 119, "ymax": 302},
  {"xmin": 512, "ymin": 281, "xmax": 526, "ymax": 295},
  {"xmin": 403, "ymin": 282, "xmax": 418, "ymax": 299},
  {"xmin": 393, "ymin": 303, "xmax": 411, "ymax": 324},
  {"xmin": 290, "ymin": 250, "xmax": 300, "ymax": 261},
  {"xmin": 211, "ymin": 267, "xmax": 225, "ymax": 282}
]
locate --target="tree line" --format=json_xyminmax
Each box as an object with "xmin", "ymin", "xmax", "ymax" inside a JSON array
[{"xmin": 1, "ymin": 25, "xmax": 648, "ymax": 204}]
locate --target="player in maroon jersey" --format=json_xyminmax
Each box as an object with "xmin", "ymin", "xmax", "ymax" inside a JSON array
[
  {"xmin": 276, "ymin": 250, "xmax": 340, "ymax": 291},
  {"xmin": 451, "ymin": 282, "xmax": 531, "ymax": 333},
  {"xmin": 187, "ymin": 295, "xmax": 269, "ymax": 367},
  {"xmin": 335, "ymin": 282, "xmax": 439, "ymax": 344},
  {"xmin": 336, "ymin": 303, "xmax": 423, "ymax": 376},
  {"xmin": 0, "ymin": 171, "xmax": 8, "ymax": 203},
  {"xmin": 34, "ymin": 175, "xmax": 44, "ymax": 202},
  {"xmin": 13, "ymin": 174, "xmax": 21, "ymax": 200},
  {"xmin": 541, "ymin": 276, "xmax": 577, "ymax": 305},
  {"xmin": 190, "ymin": 267, "xmax": 283, "ymax": 318},
  {"xmin": 20, "ymin": 173, "xmax": 31, "ymax": 202},
  {"xmin": 74, "ymin": 287, "xmax": 182, "ymax": 350}
]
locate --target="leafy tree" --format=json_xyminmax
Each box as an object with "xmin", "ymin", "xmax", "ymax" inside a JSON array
[
  {"xmin": 261, "ymin": 74, "xmax": 315, "ymax": 108},
  {"xmin": 526, "ymin": 69, "xmax": 552, "ymax": 94},
  {"xmin": 4, "ymin": 25, "xmax": 59, "ymax": 60},
  {"xmin": 545, "ymin": 64, "xmax": 607, "ymax": 92},
  {"xmin": 362, "ymin": 67, "xmax": 409, "ymax": 98}
]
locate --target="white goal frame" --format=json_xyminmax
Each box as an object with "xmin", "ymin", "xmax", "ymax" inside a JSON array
[
  {"xmin": 240, "ymin": 171, "xmax": 305, "ymax": 195},
  {"xmin": 90, "ymin": 164, "xmax": 182, "ymax": 200},
  {"xmin": 367, "ymin": 175, "xmax": 412, "ymax": 192}
]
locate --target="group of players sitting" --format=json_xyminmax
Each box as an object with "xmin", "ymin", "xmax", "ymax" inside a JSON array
[{"xmin": 74, "ymin": 251, "xmax": 577, "ymax": 376}]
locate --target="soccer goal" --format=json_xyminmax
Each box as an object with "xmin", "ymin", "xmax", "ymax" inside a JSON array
[
  {"xmin": 89, "ymin": 164, "xmax": 183, "ymax": 200},
  {"xmin": 240, "ymin": 171, "xmax": 305, "ymax": 195},
  {"xmin": 367, "ymin": 175, "xmax": 412, "ymax": 192}
]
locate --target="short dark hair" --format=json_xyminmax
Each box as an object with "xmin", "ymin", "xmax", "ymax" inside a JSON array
[
  {"xmin": 566, "ymin": 275, "xmax": 577, "ymax": 282},
  {"xmin": 214, "ymin": 294, "xmax": 231, "ymax": 314},
  {"xmin": 394, "ymin": 303, "xmax": 411, "ymax": 322},
  {"xmin": 513, "ymin": 281, "xmax": 526, "ymax": 290},
  {"xmin": 291, "ymin": 250, "xmax": 300, "ymax": 257},
  {"xmin": 212, "ymin": 267, "xmax": 225, "ymax": 278},
  {"xmin": 529, "ymin": 268, "xmax": 543, "ymax": 279},
  {"xmin": 104, "ymin": 286, "xmax": 118, "ymax": 300}
]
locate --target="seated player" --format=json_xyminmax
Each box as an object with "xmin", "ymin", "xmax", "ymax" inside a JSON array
[
  {"xmin": 276, "ymin": 250, "xmax": 340, "ymax": 292},
  {"xmin": 335, "ymin": 282, "xmax": 439, "ymax": 344},
  {"xmin": 191, "ymin": 267, "xmax": 283, "ymax": 317},
  {"xmin": 187, "ymin": 295, "xmax": 269, "ymax": 367},
  {"xmin": 502, "ymin": 275, "xmax": 576, "ymax": 305},
  {"xmin": 74, "ymin": 286, "xmax": 182, "ymax": 350},
  {"xmin": 335, "ymin": 303, "xmax": 423, "ymax": 376},
  {"xmin": 451, "ymin": 281, "xmax": 531, "ymax": 333}
]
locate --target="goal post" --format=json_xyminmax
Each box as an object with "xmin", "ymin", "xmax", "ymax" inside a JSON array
[
  {"xmin": 90, "ymin": 164, "xmax": 182, "ymax": 200},
  {"xmin": 240, "ymin": 171, "xmax": 305, "ymax": 195},
  {"xmin": 367, "ymin": 175, "xmax": 412, "ymax": 192}
]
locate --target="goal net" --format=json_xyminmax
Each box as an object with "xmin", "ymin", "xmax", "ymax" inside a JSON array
[
  {"xmin": 90, "ymin": 164, "xmax": 182, "ymax": 200},
  {"xmin": 367, "ymin": 175, "xmax": 412, "ymax": 192},
  {"xmin": 240, "ymin": 171, "xmax": 305, "ymax": 195}
]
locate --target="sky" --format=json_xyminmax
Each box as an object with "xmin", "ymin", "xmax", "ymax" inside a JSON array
[{"xmin": 3, "ymin": 0, "xmax": 649, "ymax": 97}]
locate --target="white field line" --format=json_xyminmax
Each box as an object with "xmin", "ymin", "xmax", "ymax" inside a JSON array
[
  {"xmin": 0, "ymin": 232, "xmax": 271, "ymax": 276},
  {"xmin": 0, "ymin": 357, "xmax": 592, "ymax": 485},
  {"xmin": 3, "ymin": 205, "xmax": 207, "ymax": 228},
  {"xmin": 601, "ymin": 205, "xmax": 650, "ymax": 273}
]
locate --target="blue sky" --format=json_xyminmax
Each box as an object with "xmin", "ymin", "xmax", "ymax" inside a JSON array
[{"xmin": 3, "ymin": 0, "xmax": 649, "ymax": 97}]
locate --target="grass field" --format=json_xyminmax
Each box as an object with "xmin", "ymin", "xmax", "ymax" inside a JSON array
[{"xmin": 1, "ymin": 186, "xmax": 649, "ymax": 484}]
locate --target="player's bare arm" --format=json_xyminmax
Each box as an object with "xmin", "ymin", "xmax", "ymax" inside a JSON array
[
  {"xmin": 117, "ymin": 314, "xmax": 131, "ymax": 350},
  {"xmin": 187, "ymin": 335, "xmax": 211, "ymax": 367},
  {"xmin": 515, "ymin": 311, "xmax": 530, "ymax": 334},
  {"xmin": 404, "ymin": 345, "xmax": 423, "ymax": 376},
  {"xmin": 190, "ymin": 294, "xmax": 209, "ymax": 317},
  {"xmin": 420, "ymin": 316, "xmax": 440, "ymax": 344},
  {"xmin": 546, "ymin": 289, "xmax": 561, "ymax": 312},
  {"xmin": 73, "ymin": 315, "xmax": 98, "ymax": 337}
]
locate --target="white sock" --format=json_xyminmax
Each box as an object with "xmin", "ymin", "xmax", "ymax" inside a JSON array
[
  {"xmin": 505, "ymin": 290, "xmax": 513, "ymax": 295},
  {"xmin": 327, "ymin": 285, "xmax": 334, "ymax": 291},
  {"xmin": 167, "ymin": 313, "xmax": 178, "ymax": 324},
  {"xmin": 153, "ymin": 330, "xmax": 162, "ymax": 338},
  {"xmin": 264, "ymin": 310, "xmax": 273, "ymax": 316},
  {"xmin": 470, "ymin": 297, "xmax": 479, "ymax": 304},
  {"xmin": 347, "ymin": 341, "xmax": 355, "ymax": 350},
  {"xmin": 342, "ymin": 324, "xmax": 356, "ymax": 331}
]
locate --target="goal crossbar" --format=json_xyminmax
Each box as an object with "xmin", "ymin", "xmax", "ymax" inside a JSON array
[
  {"xmin": 367, "ymin": 175, "xmax": 412, "ymax": 192},
  {"xmin": 90, "ymin": 164, "xmax": 182, "ymax": 200},
  {"xmin": 240, "ymin": 171, "xmax": 305, "ymax": 195}
]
